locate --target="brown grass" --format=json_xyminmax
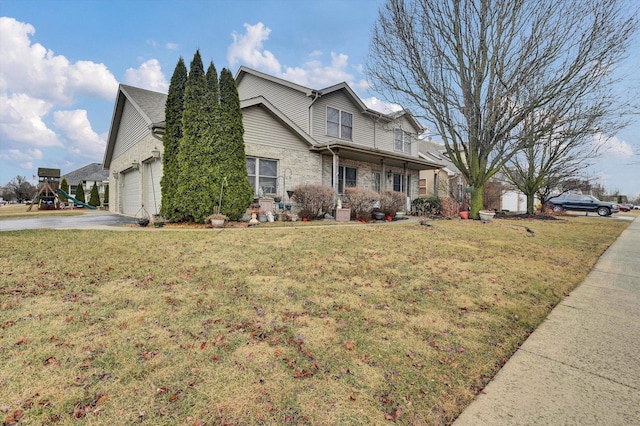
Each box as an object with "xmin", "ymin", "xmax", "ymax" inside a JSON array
[
  {"xmin": 0, "ymin": 216, "xmax": 630, "ymax": 425},
  {"xmin": 0, "ymin": 204, "xmax": 85, "ymax": 219}
]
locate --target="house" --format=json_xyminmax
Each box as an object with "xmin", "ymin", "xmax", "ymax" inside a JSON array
[
  {"xmin": 418, "ymin": 139, "xmax": 465, "ymax": 201},
  {"xmin": 61, "ymin": 162, "xmax": 110, "ymax": 205},
  {"xmin": 103, "ymin": 67, "xmax": 441, "ymax": 217}
]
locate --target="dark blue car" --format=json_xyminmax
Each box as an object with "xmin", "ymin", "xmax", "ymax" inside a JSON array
[{"xmin": 548, "ymin": 193, "xmax": 619, "ymax": 216}]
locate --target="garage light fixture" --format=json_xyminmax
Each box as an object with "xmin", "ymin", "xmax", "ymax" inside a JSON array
[
  {"xmin": 131, "ymin": 161, "xmax": 139, "ymax": 170},
  {"xmin": 151, "ymin": 147, "xmax": 161, "ymax": 159}
]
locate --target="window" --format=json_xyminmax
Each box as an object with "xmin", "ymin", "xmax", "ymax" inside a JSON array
[
  {"xmin": 327, "ymin": 106, "xmax": 353, "ymax": 140},
  {"xmin": 337, "ymin": 166, "xmax": 357, "ymax": 194},
  {"xmin": 393, "ymin": 173, "xmax": 404, "ymax": 193},
  {"xmin": 371, "ymin": 171, "xmax": 381, "ymax": 193},
  {"xmin": 394, "ymin": 129, "xmax": 411, "ymax": 154},
  {"xmin": 246, "ymin": 157, "xmax": 278, "ymax": 195}
]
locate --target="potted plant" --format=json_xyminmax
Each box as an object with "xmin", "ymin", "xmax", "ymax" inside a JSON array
[
  {"xmin": 479, "ymin": 210, "xmax": 496, "ymax": 221},
  {"xmin": 258, "ymin": 210, "xmax": 268, "ymax": 222},
  {"xmin": 207, "ymin": 213, "xmax": 228, "ymax": 228},
  {"xmin": 152, "ymin": 214, "xmax": 165, "ymax": 228}
]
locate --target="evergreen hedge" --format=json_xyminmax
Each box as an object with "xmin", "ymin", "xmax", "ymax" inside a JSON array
[{"xmin": 160, "ymin": 57, "xmax": 188, "ymax": 222}]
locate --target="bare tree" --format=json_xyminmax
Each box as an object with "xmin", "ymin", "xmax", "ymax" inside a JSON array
[
  {"xmin": 367, "ymin": 0, "xmax": 637, "ymax": 218},
  {"xmin": 6, "ymin": 175, "xmax": 36, "ymax": 202}
]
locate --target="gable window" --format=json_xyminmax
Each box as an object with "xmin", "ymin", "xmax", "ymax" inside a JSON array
[
  {"xmin": 337, "ymin": 165, "xmax": 357, "ymax": 194},
  {"xmin": 246, "ymin": 157, "xmax": 278, "ymax": 195},
  {"xmin": 327, "ymin": 106, "xmax": 353, "ymax": 140},
  {"xmin": 394, "ymin": 129, "xmax": 411, "ymax": 154}
]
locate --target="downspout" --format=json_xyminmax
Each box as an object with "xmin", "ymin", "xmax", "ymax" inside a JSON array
[
  {"xmin": 326, "ymin": 143, "xmax": 339, "ymax": 204},
  {"xmin": 308, "ymin": 91, "xmax": 320, "ymax": 136}
]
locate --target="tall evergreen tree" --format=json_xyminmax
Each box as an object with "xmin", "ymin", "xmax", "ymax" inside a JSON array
[
  {"xmin": 160, "ymin": 57, "xmax": 188, "ymax": 222},
  {"xmin": 59, "ymin": 178, "xmax": 69, "ymax": 202},
  {"xmin": 75, "ymin": 182, "xmax": 85, "ymax": 203},
  {"xmin": 218, "ymin": 68, "xmax": 253, "ymax": 220},
  {"xmin": 205, "ymin": 61, "xmax": 223, "ymax": 209},
  {"xmin": 88, "ymin": 182, "xmax": 100, "ymax": 207},
  {"xmin": 176, "ymin": 50, "xmax": 216, "ymax": 222}
]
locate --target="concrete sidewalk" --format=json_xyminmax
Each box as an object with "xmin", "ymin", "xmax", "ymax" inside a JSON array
[{"xmin": 454, "ymin": 216, "xmax": 640, "ymax": 425}]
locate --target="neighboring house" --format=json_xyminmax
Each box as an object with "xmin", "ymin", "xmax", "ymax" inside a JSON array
[
  {"xmin": 103, "ymin": 67, "xmax": 441, "ymax": 217},
  {"xmin": 418, "ymin": 140, "xmax": 529, "ymax": 212},
  {"xmin": 418, "ymin": 139, "xmax": 466, "ymax": 201},
  {"xmin": 61, "ymin": 163, "xmax": 110, "ymax": 205}
]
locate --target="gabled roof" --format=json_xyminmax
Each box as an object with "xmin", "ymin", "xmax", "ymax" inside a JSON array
[
  {"xmin": 103, "ymin": 85, "xmax": 167, "ymax": 168},
  {"xmin": 62, "ymin": 163, "xmax": 109, "ymax": 183},
  {"xmin": 235, "ymin": 66, "xmax": 425, "ymax": 133},
  {"xmin": 418, "ymin": 139, "xmax": 460, "ymax": 174},
  {"xmin": 240, "ymin": 96, "xmax": 316, "ymax": 146}
]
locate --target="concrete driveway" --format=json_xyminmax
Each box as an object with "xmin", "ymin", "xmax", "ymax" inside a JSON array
[{"xmin": 0, "ymin": 211, "xmax": 139, "ymax": 231}]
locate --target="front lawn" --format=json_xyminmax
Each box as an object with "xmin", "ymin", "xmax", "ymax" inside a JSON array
[{"xmin": 0, "ymin": 217, "xmax": 629, "ymax": 425}]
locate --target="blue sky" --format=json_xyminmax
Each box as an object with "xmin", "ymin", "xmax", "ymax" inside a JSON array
[{"xmin": 1, "ymin": 0, "xmax": 638, "ymax": 199}]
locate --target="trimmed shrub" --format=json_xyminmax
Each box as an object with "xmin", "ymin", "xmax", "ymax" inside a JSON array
[
  {"xmin": 75, "ymin": 182, "xmax": 85, "ymax": 203},
  {"xmin": 379, "ymin": 190, "xmax": 405, "ymax": 216},
  {"xmin": 103, "ymin": 185, "xmax": 109, "ymax": 206},
  {"xmin": 291, "ymin": 184, "xmax": 335, "ymax": 218},
  {"xmin": 413, "ymin": 196, "xmax": 441, "ymax": 216},
  {"xmin": 345, "ymin": 187, "xmax": 379, "ymax": 220},
  {"xmin": 88, "ymin": 182, "xmax": 100, "ymax": 207},
  {"xmin": 440, "ymin": 197, "xmax": 460, "ymax": 219},
  {"xmin": 60, "ymin": 178, "xmax": 69, "ymax": 202}
]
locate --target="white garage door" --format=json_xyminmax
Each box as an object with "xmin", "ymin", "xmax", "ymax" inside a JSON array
[
  {"xmin": 144, "ymin": 160, "xmax": 162, "ymax": 216},
  {"xmin": 121, "ymin": 170, "xmax": 140, "ymax": 216}
]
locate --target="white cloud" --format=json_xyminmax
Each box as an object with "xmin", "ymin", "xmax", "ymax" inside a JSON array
[
  {"xmin": 53, "ymin": 110, "xmax": 105, "ymax": 159},
  {"xmin": 361, "ymin": 96, "xmax": 403, "ymax": 115},
  {"xmin": 0, "ymin": 148, "xmax": 43, "ymax": 171},
  {"xmin": 166, "ymin": 43, "xmax": 180, "ymax": 50},
  {"xmin": 0, "ymin": 17, "xmax": 118, "ymax": 105},
  {"xmin": 123, "ymin": 59, "xmax": 169, "ymax": 93},
  {"xmin": 226, "ymin": 22, "xmax": 372, "ymax": 92},
  {"xmin": 227, "ymin": 22, "xmax": 281, "ymax": 74},
  {"xmin": 0, "ymin": 93, "xmax": 60, "ymax": 147},
  {"xmin": 592, "ymin": 133, "xmax": 634, "ymax": 158}
]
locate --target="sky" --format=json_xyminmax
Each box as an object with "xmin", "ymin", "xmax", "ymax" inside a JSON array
[{"xmin": 1, "ymin": 0, "xmax": 638, "ymax": 199}]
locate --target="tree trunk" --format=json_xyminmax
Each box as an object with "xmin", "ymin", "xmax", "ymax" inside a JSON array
[
  {"xmin": 526, "ymin": 192, "xmax": 536, "ymax": 215},
  {"xmin": 469, "ymin": 185, "xmax": 484, "ymax": 219}
]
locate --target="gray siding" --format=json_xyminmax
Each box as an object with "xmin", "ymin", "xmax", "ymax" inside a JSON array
[
  {"xmin": 312, "ymin": 91, "xmax": 375, "ymax": 146},
  {"xmin": 113, "ymin": 100, "xmax": 149, "ymax": 159},
  {"xmin": 238, "ymin": 73, "xmax": 311, "ymax": 132},
  {"xmin": 243, "ymin": 105, "xmax": 322, "ymax": 193}
]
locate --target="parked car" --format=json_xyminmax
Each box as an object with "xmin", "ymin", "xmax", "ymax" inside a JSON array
[
  {"xmin": 618, "ymin": 204, "xmax": 632, "ymax": 212},
  {"xmin": 548, "ymin": 194, "xmax": 619, "ymax": 216},
  {"xmin": 634, "ymin": 205, "xmax": 640, "ymax": 210}
]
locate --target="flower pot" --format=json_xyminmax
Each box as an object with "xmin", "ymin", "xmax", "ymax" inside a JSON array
[
  {"xmin": 302, "ymin": 217, "xmax": 309, "ymax": 222},
  {"xmin": 258, "ymin": 215, "xmax": 267, "ymax": 223},
  {"xmin": 210, "ymin": 218, "xmax": 225, "ymax": 228},
  {"xmin": 373, "ymin": 211, "xmax": 385, "ymax": 220},
  {"xmin": 479, "ymin": 210, "xmax": 496, "ymax": 221},
  {"xmin": 385, "ymin": 215, "xmax": 393, "ymax": 221},
  {"xmin": 395, "ymin": 212, "xmax": 405, "ymax": 219},
  {"xmin": 459, "ymin": 211, "xmax": 469, "ymax": 220},
  {"xmin": 137, "ymin": 218, "xmax": 150, "ymax": 227}
]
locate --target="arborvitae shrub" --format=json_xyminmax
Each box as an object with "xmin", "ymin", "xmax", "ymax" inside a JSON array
[
  {"xmin": 88, "ymin": 182, "xmax": 100, "ymax": 207},
  {"xmin": 75, "ymin": 182, "xmax": 85, "ymax": 203},
  {"xmin": 60, "ymin": 178, "xmax": 69, "ymax": 202}
]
